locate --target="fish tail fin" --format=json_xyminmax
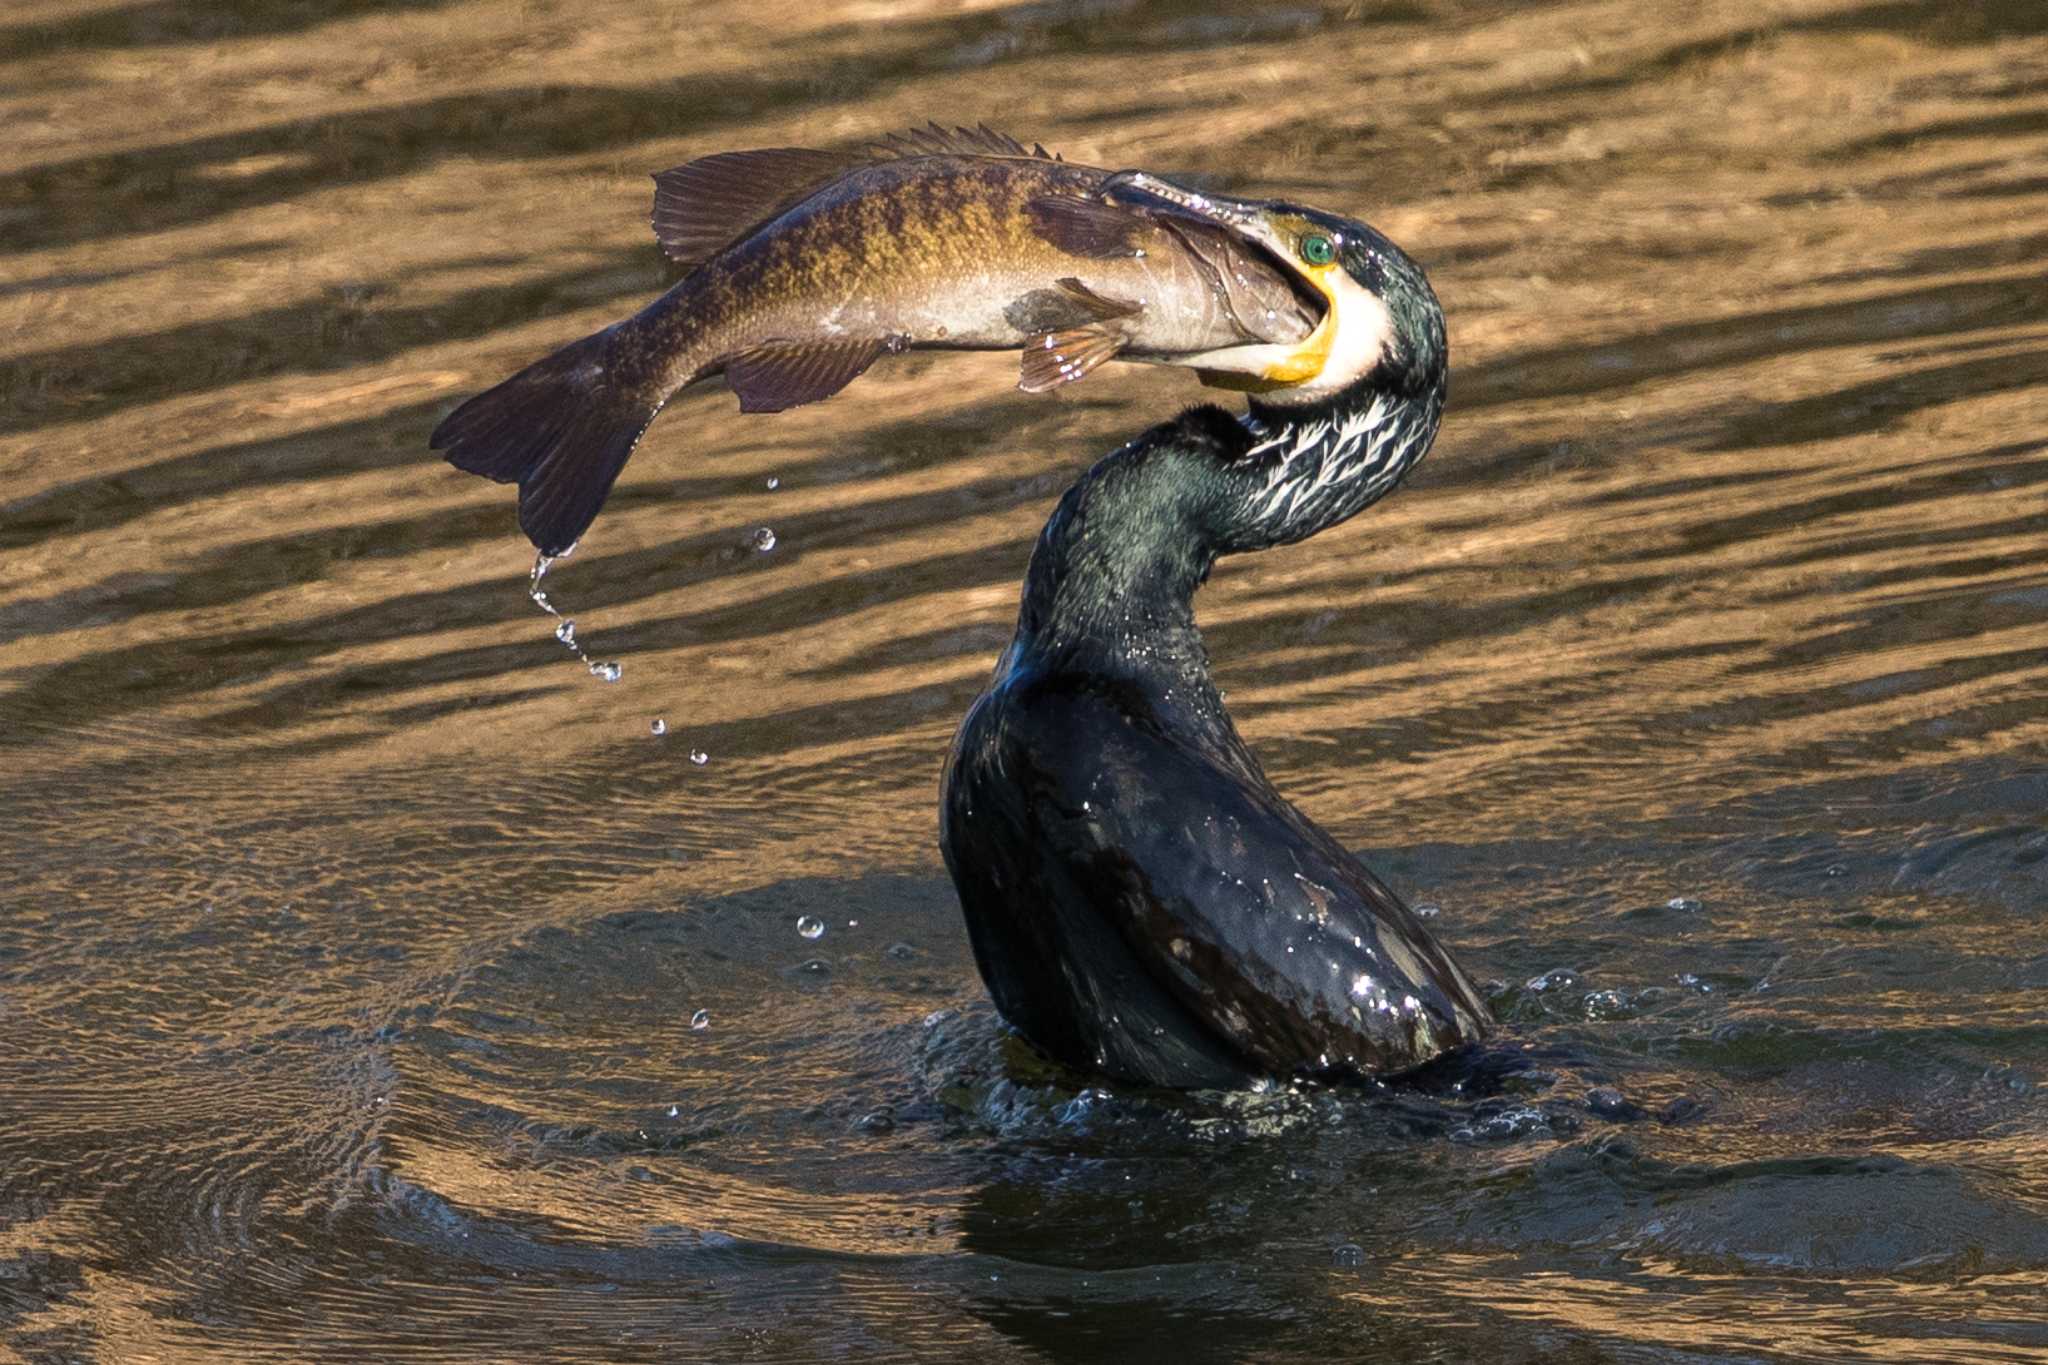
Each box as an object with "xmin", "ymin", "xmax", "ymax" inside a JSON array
[{"xmin": 431, "ymin": 324, "xmax": 666, "ymax": 555}]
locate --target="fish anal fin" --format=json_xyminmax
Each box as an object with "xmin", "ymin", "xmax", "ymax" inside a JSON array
[
  {"xmin": 1025, "ymin": 195, "xmax": 1146, "ymax": 259},
  {"xmin": 869, "ymin": 121, "xmax": 1059, "ymax": 161},
  {"xmin": 651, "ymin": 148, "xmax": 870, "ymax": 265},
  {"xmin": 1052, "ymin": 276, "xmax": 1142, "ymax": 321},
  {"xmin": 726, "ymin": 337, "xmax": 892, "ymax": 413},
  {"xmin": 1019, "ymin": 322, "xmax": 1130, "ymax": 394}
]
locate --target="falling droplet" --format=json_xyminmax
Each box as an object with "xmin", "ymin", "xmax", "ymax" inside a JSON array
[
  {"xmin": 796, "ymin": 914, "xmax": 825, "ymax": 940},
  {"xmin": 765, "ymin": 476, "xmax": 780, "ymax": 490},
  {"xmin": 528, "ymin": 549, "xmax": 625, "ymax": 685},
  {"xmin": 689, "ymin": 749, "xmax": 708, "ymax": 766},
  {"xmin": 650, "ymin": 718, "xmax": 667, "ymax": 736},
  {"xmin": 751, "ymin": 527, "xmax": 777, "ymax": 553},
  {"xmin": 689, "ymin": 1009, "xmax": 710, "ymax": 1030}
]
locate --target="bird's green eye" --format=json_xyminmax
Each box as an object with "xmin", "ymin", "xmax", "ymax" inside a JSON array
[{"xmin": 1299, "ymin": 233, "xmax": 1336, "ymax": 266}]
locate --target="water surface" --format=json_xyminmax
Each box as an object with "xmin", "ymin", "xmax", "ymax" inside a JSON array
[{"xmin": 3, "ymin": 0, "xmax": 2046, "ymax": 1359}]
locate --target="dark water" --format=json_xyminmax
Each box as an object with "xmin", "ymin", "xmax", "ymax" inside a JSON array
[{"xmin": 4, "ymin": 0, "xmax": 2047, "ymax": 1360}]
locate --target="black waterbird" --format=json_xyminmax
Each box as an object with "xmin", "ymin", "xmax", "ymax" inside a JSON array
[{"xmin": 941, "ymin": 197, "xmax": 1492, "ymax": 1088}]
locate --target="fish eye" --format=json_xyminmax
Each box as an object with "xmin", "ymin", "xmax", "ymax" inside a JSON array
[{"xmin": 1298, "ymin": 233, "xmax": 1336, "ymax": 266}]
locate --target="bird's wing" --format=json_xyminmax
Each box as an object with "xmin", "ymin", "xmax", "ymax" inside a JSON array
[{"xmin": 1009, "ymin": 680, "xmax": 1492, "ymax": 1076}]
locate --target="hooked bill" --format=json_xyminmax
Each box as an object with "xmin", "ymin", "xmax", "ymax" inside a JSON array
[{"xmin": 431, "ymin": 124, "xmax": 1334, "ymax": 554}]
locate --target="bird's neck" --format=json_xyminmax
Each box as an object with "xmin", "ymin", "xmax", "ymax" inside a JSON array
[
  {"xmin": 1008, "ymin": 409, "xmax": 1236, "ymax": 698},
  {"xmin": 1010, "ymin": 362, "xmax": 1442, "ymax": 662}
]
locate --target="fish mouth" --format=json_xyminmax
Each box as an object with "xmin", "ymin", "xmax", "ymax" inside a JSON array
[
  {"xmin": 1097, "ymin": 171, "xmax": 1383, "ymax": 398},
  {"xmin": 1103, "ymin": 171, "xmax": 1328, "ymax": 335}
]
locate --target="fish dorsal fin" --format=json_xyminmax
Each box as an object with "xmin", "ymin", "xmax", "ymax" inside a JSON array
[
  {"xmin": 868, "ymin": 121, "xmax": 1060, "ymax": 161},
  {"xmin": 725, "ymin": 336, "xmax": 896, "ymax": 413},
  {"xmin": 651, "ymin": 147, "xmax": 871, "ymax": 266}
]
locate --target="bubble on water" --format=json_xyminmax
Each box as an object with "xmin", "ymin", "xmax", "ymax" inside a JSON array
[
  {"xmin": 1585, "ymin": 1087, "xmax": 1646, "ymax": 1122},
  {"xmin": 1331, "ymin": 1243, "xmax": 1366, "ymax": 1268},
  {"xmin": 855, "ymin": 1108, "xmax": 895, "ymax": 1134},
  {"xmin": 765, "ymin": 476, "xmax": 780, "ymax": 490},
  {"xmin": 1676, "ymin": 972, "xmax": 1714, "ymax": 994},
  {"xmin": 689, "ymin": 1009, "xmax": 710, "ymax": 1030},
  {"xmin": 796, "ymin": 914, "xmax": 825, "ymax": 940},
  {"xmin": 751, "ymin": 527, "xmax": 777, "ymax": 553},
  {"xmin": 689, "ymin": 749, "xmax": 708, "ymax": 766},
  {"xmin": 590, "ymin": 660, "xmax": 622, "ymax": 683},
  {"xmin": 1582, "ymin": 988, "xmax": 1636, "ymax": 1020},
  {"xmin": 1414, "ymin": 902, "xmax": 1442, "ymax": 918},
  {"xmin": 1526, "ymin": 968, "xmax": 1578, "ymax": 993},
  {"xmin": 1667, "ymin": 895, "xmax": 1703, "ymax": 912},
  {"xmin": 554, "ymin": 618, "xmax": 576, "ymax": 646},
  {"xmin": 650, "ymin": 718, "xmax": 667, "ymax": 736}
]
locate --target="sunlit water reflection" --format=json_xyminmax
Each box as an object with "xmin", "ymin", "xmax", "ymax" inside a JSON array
[{"xmin": 3, "ymin": 0, "xmax": 2046, "ymax": 1360}]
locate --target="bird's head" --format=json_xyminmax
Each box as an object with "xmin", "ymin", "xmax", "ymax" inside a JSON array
[{"xmin": 1093, "ymin": 172, "xmax": 1446, "ymax": 409}]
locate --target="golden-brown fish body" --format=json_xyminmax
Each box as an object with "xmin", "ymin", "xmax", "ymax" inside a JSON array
[
  {"xmin": 631, "ymin": 155, "xmax": 1313, "ymax": 389},
  {"xmin": 432, "ymin": 125, "xmax": 1318, "ymax": 554}
]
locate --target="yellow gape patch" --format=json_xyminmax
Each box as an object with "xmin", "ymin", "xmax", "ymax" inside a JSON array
[{"xmin": 1259, "ymin": 259, "xmax": 1343, "ymax": 385}]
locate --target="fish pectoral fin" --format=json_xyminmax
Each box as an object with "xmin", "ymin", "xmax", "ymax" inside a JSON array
[
  {"xmin": 1024, "ymin": 195, "xmax": 1146, "ymax": 259},
  {"xmin": 1052, "ymin": 276, "xmax": 1142, "ymax": 321},
  {"xmin": 1018, "ymin": 322, "xmax": 1130, "ymax": 394},
  {"xmin": 726, "ymin": 337, "xmax": 892, "ymax": 413},
  {"xmin": 651, "ymin": 148, "xmax": 871, "ymax": 266}
]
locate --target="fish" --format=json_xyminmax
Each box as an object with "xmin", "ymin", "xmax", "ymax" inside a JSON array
[{"xmin": 430, "ymin": 123, "xmax": 1326, "ymax": 554}]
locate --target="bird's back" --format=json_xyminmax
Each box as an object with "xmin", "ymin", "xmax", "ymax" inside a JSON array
[{"xmin": 942, "ymin": 662, "xmax": 1492, "ymax": 1087}]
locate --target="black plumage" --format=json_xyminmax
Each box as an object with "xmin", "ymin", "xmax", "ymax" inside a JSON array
[{"xmin": 941, "ymin": 211, "xmax": 1492, "ymax": 1088}]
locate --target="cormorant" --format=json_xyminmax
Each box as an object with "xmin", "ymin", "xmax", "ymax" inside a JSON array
[{"xmin": 940, "ymin": 192, "xmax": 1493, "ymax": 1088}]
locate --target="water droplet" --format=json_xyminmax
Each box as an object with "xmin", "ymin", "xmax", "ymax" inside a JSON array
[
  {"xmin": 750, "ymin": 527, "xmax": 777, "ymax": 553},
  {"xmin": 590, "ymin": 660, "xmax": 622, "ymax": 683},
  {"xmin": 666, "ymin": 1104, "xmax": 679, "ymax": 1118},
  {"xmin": 689, "ymin": 1009, "xmax": 710, "ymax": 1030},
  {"xmin": 796, "ymin": 914, "xmax": 825, "ymax": 940},
  {"xmin": 1332, "ymin": 1242, "xmax": 1366, "ymax": 1268},
  {"xmin": 688, "ymin": 748, "xmax": 708, "ymax": 766},
  {"xmin": 765, "ymin": 476, "xmax": 780, "ymax": 490},
  {"xmin": 554, "ymin": 618, "xmax": 577, "ymax": 645},
  {"xmin": 649, "ymin": 718, "xmax": 667, "ymax": 736}
]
